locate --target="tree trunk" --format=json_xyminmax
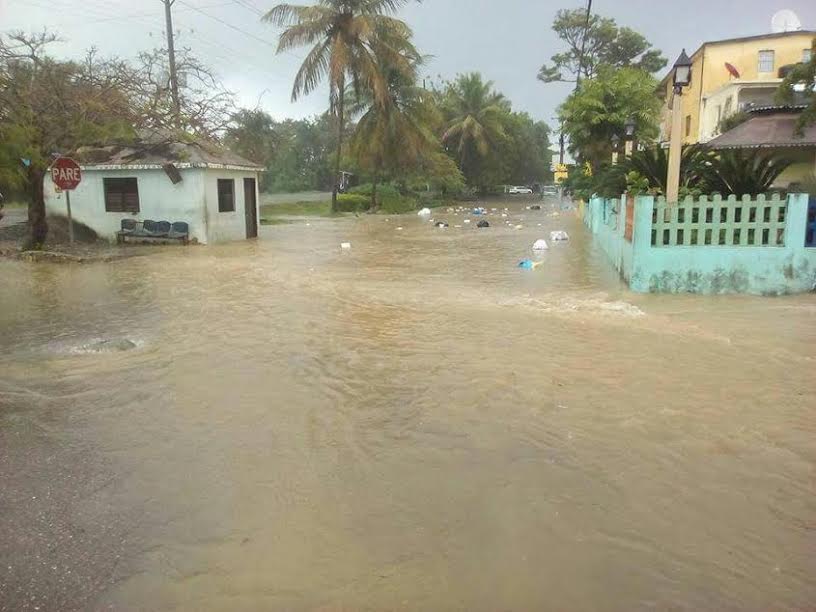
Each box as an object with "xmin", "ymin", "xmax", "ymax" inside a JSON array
[
  {"xmin": 332, "ymin": 83, "xmax": 346, "ymax": 215},
  {"xmin": 371, "ymin": 171, "xmax": 380, "ymax": 212},
  {"xmin": 25, "ymin": 166, "xmax": 47, "ymax": 250},
  {"xmin": 370, "ymin": 159, "xmax": 381, "ymax": 213}
]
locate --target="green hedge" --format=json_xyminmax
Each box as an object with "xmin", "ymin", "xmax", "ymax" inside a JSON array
[{"xmin": 335, "ymin": 193, "xmax": 371, "ymax": 212}]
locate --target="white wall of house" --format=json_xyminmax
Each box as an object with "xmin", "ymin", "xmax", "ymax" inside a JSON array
[
  {"xmin": 202, "ymin": 169, "xmax": 260, "ymax": 243},
  {"xmin": 45, "ymin": 166, "xmax": 261, "ymax": 244}
]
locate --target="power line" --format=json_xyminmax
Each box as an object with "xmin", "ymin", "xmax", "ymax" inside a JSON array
[
  {"xmin": 231, "ymin": 0, "xmax": 264, "ymax": 17},
  {"xmin": 176, "ymin": 0, "xmax": 277, "ymax": 49}
]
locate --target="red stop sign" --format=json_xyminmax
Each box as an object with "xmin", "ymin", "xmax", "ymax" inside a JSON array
[{"xmin": 51, "ymin": 157, "xmax": 82, "ymax": 191}]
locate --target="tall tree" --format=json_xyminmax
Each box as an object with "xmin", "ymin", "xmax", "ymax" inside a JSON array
[
  {"xmin": 224, "ymin": 109, "xmax": 278, "ymax": 168},
  {"xmin": 558, "ymin": 66, "xmax": 660, "ymax": 171},
  {"xmin": 263, "ymin": 0, "xmax": 421, "ymax": 213},
  {"xmin": 778, "ymin": 37, "xmax": 816, "ymax": 134},
  {"xmin": 349, "ymin": 46, "xmax": 439, "ymax": 209},
  {"xmin": 538, "ymin": 8, "xmax": 666, "ymax": 84},
  {"xmin": 0, "ymin": 32, "xmax": 135, "ymax": 247},
  {"xmin": 126, "ymin": 45, "xmax": 236, "ymax": 139},
  {"xmin": 440, "ymin": 73, "xmax": 510, "ymax": 190}
]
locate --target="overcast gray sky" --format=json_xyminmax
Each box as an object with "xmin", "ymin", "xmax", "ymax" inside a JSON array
[{"xmin": 2, "ymin": 0, "xmax": 815, "ymax": 129}]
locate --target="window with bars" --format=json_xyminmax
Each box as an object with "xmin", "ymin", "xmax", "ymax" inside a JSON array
[
  {"xmin": 758, "ymin": 50, "xmax": 775, "ymax": 73},
  {"xmin": 217, "ymin": 179, "xmax": 235, "ymax": 212},
  {"xmin": 804, "ymin": 48, "xmax": 813, "ymax": 63},
  {"xmin": 104, "ymin": 178, "xmax": 140, "ymax": 213}
]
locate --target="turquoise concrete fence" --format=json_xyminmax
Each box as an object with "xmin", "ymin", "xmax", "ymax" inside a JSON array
[{"xmin": 586, "ymin": 194, "xmax": 816, "ymax": 295}]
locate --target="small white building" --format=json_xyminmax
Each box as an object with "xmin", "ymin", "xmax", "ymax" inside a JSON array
[{"xmin": 44, "ymin": 133, "xmax": 264, "ymax": 244}]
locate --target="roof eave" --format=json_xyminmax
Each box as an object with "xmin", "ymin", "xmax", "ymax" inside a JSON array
[{"xmin": 80, "ymin": 163, "xmax": 264, "ymax": 172}]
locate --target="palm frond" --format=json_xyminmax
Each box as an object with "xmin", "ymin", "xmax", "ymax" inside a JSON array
[{"xmin": 291, "ymin": 38, "xmax": 331, "ymax": 101}]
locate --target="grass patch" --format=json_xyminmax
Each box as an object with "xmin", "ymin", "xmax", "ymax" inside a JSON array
[
  {"xmin": 260, "ymin": 200, "xmax": 332, "ymax": 217},
  {"xmin": 259, "ymin": 193, "xmax": 455, "ymax": 217},
  {"xmin": 259, "ymin": 217, "xmax": 295, "ymax": 226}
]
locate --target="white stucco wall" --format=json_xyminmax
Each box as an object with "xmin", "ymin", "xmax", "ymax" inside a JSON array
[
  {"xmin": 45, "ymin": 168, "xmax": 208, "ymax": 243},
  {"xmin": 202, "ymin": 169, "xmax": 260, "ymax": 243},
  {"xmin": 45, "ymin": 167, "xmax": 261, "ymax": 244}
]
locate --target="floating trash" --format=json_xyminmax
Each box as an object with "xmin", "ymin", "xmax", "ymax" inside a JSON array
[
  {"xmin": 518, "ymin": 259, "xmax": 543, "ymax": 270},
  {"xmin": 340, "ymin": 242, "xmax": 352, "ymax": 250},
  {"xmin": 418, "ymin": 208, "xmax": 432, "ymax": 216},
  {"xmin": 477, "ymin": 220, "xmax": 490, "ymax": 228},
  {"xmin": 435, "ymin": 221, "xmax": 449, "ymax": 228},
  {"xmin": 550, "ymin": 230, "xmax": 570, "ymax": 242},
  {"xmin": 532, "ymin": 239, "xmax": 549, "ymax": 251}
]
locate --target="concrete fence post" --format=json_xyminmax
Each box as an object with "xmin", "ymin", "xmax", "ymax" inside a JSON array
[
  {"xmin": 629, "ymin": 195, "xmax": 655, "ymax": 292},
  {"xmin": 785, "ymin": 193, "xmax": 809, "ymax": 249}
]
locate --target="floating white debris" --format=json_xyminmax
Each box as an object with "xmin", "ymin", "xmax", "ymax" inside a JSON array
[
  {"xmin": 550, "ymin": 230, "xmax": 570, "ymax": 242},
  {"xmin": 418, "ymin": 208, "xmax": 432, "ymax": 216},
  {"xmin": 464, "ymin": 219, "xmax": 471, "ymax": 224},
  {"xmin": 396, "ymin": 227, "xmax": 404, "ymax": 231},
  {"xmin": 340, "ymin": 242, "xmax": 352, "ymax": 250},
  {"xmin": 532, "ymin": 239, "xmax": 549, "ymax": 251}
]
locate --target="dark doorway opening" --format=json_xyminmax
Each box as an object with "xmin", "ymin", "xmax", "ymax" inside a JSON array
[{"xmin": 244, "ymin": 178, "xmax": 258, "ymax": 239}]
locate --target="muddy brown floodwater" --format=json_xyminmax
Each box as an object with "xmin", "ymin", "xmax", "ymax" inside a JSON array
[{"xmin": 1, "ymin": 198, "xmax": 814, "ymax": 611}]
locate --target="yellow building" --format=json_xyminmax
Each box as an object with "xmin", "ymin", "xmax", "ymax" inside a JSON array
[{"xmin": 659, "ymin": 30, "xmax": 815, "ymax": 144}]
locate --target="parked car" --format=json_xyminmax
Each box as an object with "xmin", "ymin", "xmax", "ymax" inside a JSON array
[
  {"xmin": 542, "ymin": 185, "xmax": 559, "ymax": 196},
  {"xmin": 508, "ymin": 186, "xmax": 533, "ymax": 195}
]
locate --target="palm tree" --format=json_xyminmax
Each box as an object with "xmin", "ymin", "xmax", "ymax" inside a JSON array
[
  {"xmin": 624, "ymin": 145, "xmax": 713, "ymax": 194},
  {"xmin": 705, "ymin": 150, "xmax": 793, "ymax": 196},
  {"xmin": 440, "ymin": 73, "xmax": 510, "ymax": 189},
  {"xmin": 349, "ymin": 48, "xmax": 438, "ymax": 210},
  {"xmin": 263, "ymin": 0, "xmax": 419, "ymax": 213}
]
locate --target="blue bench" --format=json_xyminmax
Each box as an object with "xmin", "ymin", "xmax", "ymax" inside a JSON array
[{"xmin": 117, "ymin": 220, "xmax": 189, "ymax": 245}]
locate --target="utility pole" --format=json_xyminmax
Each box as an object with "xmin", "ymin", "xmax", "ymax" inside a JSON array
[
  {"xmin": 561, "ymin": 0, "xmax": 592, "ymax": 166},
  {"xmin": 161, "ymin": 0, "xmax": 181, "ymax": 124},
  {"xmin": 575, "ymin": 0, "xmax": 593, "ymax": 88},
  {"xmin": 559, "ymin": 124, "xmax": 565, "ymax": 165}
]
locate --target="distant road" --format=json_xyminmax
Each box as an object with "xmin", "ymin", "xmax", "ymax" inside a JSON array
[
  {"xmin": 261, "ymin": 191, "xmax": 331, "ymax": 205},
  {"xmin": 0, "ymin": 206, "xmax": 26, "ymax": 227}
]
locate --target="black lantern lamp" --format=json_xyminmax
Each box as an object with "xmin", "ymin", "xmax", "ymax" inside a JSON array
[
  {"xmin": 673, "ymin": 49, "xmax": 693, "ymax": 92},
  {"xmin": 624, "ymin": 117, "xmax": 636, "ymax": 139}
]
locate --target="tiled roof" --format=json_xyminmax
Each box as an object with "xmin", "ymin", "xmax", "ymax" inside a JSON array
[
  {"xmin": 74, "ymin": 129, "xmax": 264, "ymax": 170},
  {"xmin": 707, "ymin": 110, "xmax": 816, "ymax": 149}
]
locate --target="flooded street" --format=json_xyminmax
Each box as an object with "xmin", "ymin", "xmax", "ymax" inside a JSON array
[{"xmin": 1, "ymin": 198, "xmax": 814, "ymax": 611}]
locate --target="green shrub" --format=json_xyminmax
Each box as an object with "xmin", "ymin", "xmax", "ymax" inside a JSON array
[
  {"xmin": 335, "ymin": 193, "xmax": 370, "ymax": 212},
  {"xmin": 348, "ymin": 183, "xmax": 415, "ymax": 213}
]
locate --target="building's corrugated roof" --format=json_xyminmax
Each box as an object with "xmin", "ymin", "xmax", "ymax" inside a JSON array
[
  {"xmin": 74, "ymin": 130, "xmax": 264, "ymax": 171},
  {"xmin": 707, "ymin": 110, "xmax": 816, "ymax": 149}
]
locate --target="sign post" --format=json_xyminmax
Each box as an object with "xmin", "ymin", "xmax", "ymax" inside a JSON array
[{"xmin": 50, "ymin": 158, "xmax": 82, "ymax": 244}]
